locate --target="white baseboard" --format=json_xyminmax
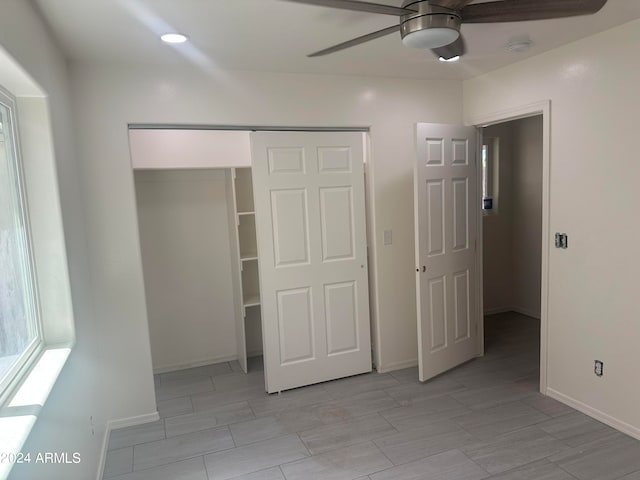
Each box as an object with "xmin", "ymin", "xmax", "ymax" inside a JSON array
[
  {"xmin": 376, "ymin": 358, "xmax": 418, "ymax": 374},
  {"xmin": 96, "ymin": 412, "xmax": 160, "ymax": 480},
  {"xmin": 153, "ymin": 354, "xmax": 238, "ymax": 374},
  {"xmin": 510, "ymin": 306, "xmax": 541, "ymax": 320},
  {"xmin": 484, "ymin": 306, "xmax": 513, "ymax": 316},
  {"xmin": 107, "ymin": 411, "xmax": 160, "ymax": 431},
  {"xmin": 546, "ymin": 388, "xmax": 640, "ymax": 441},
  {"xmin": 484, "ymin": 306, "xmax": 541, "ymax": 320}
]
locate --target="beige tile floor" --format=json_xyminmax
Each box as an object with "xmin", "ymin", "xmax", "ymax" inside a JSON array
[{"xmin": 103, "ymin": 313, "xmax": 640, "ymax": 480}]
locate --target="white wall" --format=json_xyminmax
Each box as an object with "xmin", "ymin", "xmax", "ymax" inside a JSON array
[
  {"xmin": 129, "ymin": 129, "xmax": 251, "ymax": 169},
  {"xmin": 135, "ymin": 169, "xmax": 238, "ymax": 372},
  {"xmin": 0, "ymin": 1, "xmax": 104, "ymax": 479},
  {"xmin": 483, "ymin": 117, "xmax": 542, "ymax": 318},
  {"xmin": 466, "ymin": 19, "xmax": 640, "ymax": 438},
  {"xmin": 482, "ymin": 122, "xmax": 514, "ymax": 313},
  {"xmin": 69, "ymin": 61, "xmax": 463, "ymax": 388},
  {"xmin": 511, "ymin": 117, "xmax": 543, "ymax": 318}
]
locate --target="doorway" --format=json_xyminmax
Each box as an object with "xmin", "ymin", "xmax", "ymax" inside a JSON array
[
  {"xmin": 481, "ymin": 115, "xmax": 544, "ymax": 382},
  {"xmin": 482, "ymin": 116, "xmax": 544, "ymax": 320}
]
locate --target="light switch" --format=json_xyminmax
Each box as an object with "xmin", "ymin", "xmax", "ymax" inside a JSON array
[{"xmin": 383, "ymin": 229, "xmax": 392, "ymax": 246}]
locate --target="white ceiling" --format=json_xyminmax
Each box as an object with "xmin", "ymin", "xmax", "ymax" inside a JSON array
[{"xmin": 35, "ymin": 0, "xmax": 640, "ymax": 80}]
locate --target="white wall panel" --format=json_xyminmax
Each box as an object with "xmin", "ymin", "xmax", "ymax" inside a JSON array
[{"xmin": 129, "ymin": 129, "xmax": 251, "ymax": 169}]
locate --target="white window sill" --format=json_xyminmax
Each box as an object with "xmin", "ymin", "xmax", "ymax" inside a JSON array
[{"xmin": 0, "ymin": 347, "xmax": 71, "ymax": 480}]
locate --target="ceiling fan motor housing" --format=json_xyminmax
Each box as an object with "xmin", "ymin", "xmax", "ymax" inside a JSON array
[{"xmin": 400, "ymin": 1, "xmax": 461, "ymax": 49}]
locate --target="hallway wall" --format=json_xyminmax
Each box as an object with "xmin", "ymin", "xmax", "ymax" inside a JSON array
[{"xmin": 511, "ymin": 117, "xmax": 543, "ymax": 318}]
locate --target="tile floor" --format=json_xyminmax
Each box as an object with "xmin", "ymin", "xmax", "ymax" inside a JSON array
[{"xmin": 103, "ymin": 313, "xmax": 640, "ymax": 480}]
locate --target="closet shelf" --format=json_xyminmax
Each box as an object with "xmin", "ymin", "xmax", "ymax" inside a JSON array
[
  {"xmin": 243, "ymin": 294, "xmax": 261, "ymax": 307},
  {"xmin": 241, "ymin": 254, "xmax": 258, "ymax": 262}
]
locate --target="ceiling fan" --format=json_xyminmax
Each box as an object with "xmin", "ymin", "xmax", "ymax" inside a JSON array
[{"xmin": 286, "ymin": 0, "xmax": 608, "ymax": 60}]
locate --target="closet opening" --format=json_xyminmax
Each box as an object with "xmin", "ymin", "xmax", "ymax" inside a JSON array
[
  {"xmin": 134, "ymin": 167, "xmax": 265, "ymax": 378},
  {"xmin": 129, "ymin": 130, "xmax": 267, "ymax": 401},
  {"xmin": 129, "ymin": 126, "xmax": 375, "ymax": 397}
]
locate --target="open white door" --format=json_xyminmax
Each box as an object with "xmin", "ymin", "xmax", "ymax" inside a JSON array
[
  {"xmin": 415, "ymin": 123, "xmax": 480, "ymax": 382},
  {"xmin": 252, "ymin": 131, "xmax": 371, "ymax": 393}
]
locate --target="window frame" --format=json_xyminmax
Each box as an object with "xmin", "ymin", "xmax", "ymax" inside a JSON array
[
  {"xmin": 481, "ymin": 136, "xmax": 499, "ymax": 215},
  {"xmin": 0, "ymin": 85, "xmax": 45, "ymax": 405}
]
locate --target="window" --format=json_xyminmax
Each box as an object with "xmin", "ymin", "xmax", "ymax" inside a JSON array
[
  {"xmin": 0, "ymin": 87, "xmax": 42, "ymax": 399},
  {"xmin": 482, "ymin": 137, "xmax": 499, "ymax": 214}
]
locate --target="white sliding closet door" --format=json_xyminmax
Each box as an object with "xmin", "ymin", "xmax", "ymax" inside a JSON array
[{"xmin": 252, "ymin": 131, "xmax": 371, "ymax": 393}]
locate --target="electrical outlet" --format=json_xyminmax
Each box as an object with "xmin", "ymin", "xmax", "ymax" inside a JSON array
[
  {"xmin": 383, "ymin": 229, "xmax": 392, "ymax": 246},
  {"xmin": 594, "ymin": 360, "xmax": 604, "ymax": 377}
]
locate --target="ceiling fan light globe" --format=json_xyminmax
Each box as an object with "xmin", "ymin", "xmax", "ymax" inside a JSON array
[{"xmin": 402, "ymin": 28, "xmax": 459, "ymax": 49}]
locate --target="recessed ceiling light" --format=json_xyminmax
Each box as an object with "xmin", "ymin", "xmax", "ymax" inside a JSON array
[
  {"xmin": 160, "ymin": 33, "xmax": 189, "ymax": 44},
  {"xmin": 439, "ymin": 56, "xmax": 460, "ymax": 62}
]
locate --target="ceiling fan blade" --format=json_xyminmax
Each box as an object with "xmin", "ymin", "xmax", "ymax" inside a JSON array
[
  {"xmin": 432, "ymin": 34, "xmax": 466, "ymax": 60},
  {"xmin": 461, "ymin": 0, "xmax": 607, "ymax": 23},
  {"xmin": 285, "ymin": 0, "xmax": 417, "ymax": 16},
  {"xmin": 308, "ymin": 25, "xmax": 400, "ymax": 57},
  {"xmin": 428, "ymin": 0, "xmax": 472, "ymax": 10}
]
